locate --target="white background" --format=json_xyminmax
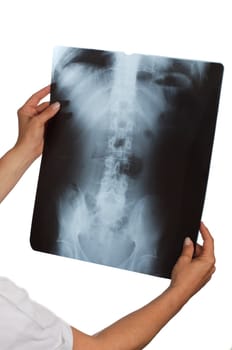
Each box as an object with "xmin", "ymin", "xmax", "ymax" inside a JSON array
[{"xmin": 0, "ymin": 1, "xmax": 231, "ymax": 349}]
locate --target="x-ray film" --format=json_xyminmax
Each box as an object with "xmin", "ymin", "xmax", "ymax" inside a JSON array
[{"xmin": 30, "ymin": 46, "xmax": 223, "ymax": 278}]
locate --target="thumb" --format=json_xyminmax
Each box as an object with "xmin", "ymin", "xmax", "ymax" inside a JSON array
[
  {"xmin": 180, "ymin": 237, "xmax": 194, "ymax": 261},
  {"xmin": 38, "ymin": 102, "xmax": 61, "ymax": 123}
]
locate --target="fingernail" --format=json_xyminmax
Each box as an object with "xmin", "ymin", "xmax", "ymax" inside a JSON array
[
  {"xmin": 184, "ymin": 237, "xmax": 192, "ymax": 246},
  {"xmin": 52, "ymin": 102, "xmax": 60, "ymax": 110}
]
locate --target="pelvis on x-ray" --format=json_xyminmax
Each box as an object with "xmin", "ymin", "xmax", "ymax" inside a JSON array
[{"xmin": 30, "ymin": 46, "xmax": 223, "ymax": 278}]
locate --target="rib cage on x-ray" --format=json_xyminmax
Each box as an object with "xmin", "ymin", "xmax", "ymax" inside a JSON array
[{"xmin": 30, "ymin": 46, "xmax": 223, "ymax": 278}]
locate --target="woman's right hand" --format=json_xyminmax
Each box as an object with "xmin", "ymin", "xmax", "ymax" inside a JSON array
[{"xmin": 15, "ymin": 85, "xmax": 60, "ymax": 161}]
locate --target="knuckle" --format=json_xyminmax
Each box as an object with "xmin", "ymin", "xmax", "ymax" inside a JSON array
[
  {"xmin": 207, "ymin": 257, "xmax": 216, "ymax": 268},
  {"xmin": 179, "ymin": 255, "xmax": 190, "ymax": 264}
]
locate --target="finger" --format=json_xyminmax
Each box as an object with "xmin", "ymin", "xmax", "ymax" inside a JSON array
[
  {"xmin": 194, "ymin": 243, "xmax": 203, "ymax": 257},
  {"xmin": 36, "ymin": 102, "xmax": 50, "ymax": 113},
  {"xmin": 200, "ymin": 222, "xmax": 214, "ymax": 256},
  {"xmin": 24, "ymin": 85, "xmax": 51, "ymax": 106},
  {"xmin": 38, "ymin": 102, "xmax": 60, "ymax": 123},
  {"xmin": 179, "ymin": 237, "xmax": 194, "ymax": 261}
]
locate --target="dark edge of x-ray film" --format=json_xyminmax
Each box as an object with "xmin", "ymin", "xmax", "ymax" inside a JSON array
[{"xmin": 30, "ymin": 46, "xmax": 223, "ymax": 279}]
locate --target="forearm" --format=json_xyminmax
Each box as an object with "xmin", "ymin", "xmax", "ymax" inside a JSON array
[
  {"xmin": 0, "ymin": 145, "xmax": 35, "ymax": 203},
  {"xmin": 94, "ymin": 286, "xmax": 189, "ymax": 350},
  {"xmin": 72, "ymin": 286, "xmax": 190, "ymax": 350}
]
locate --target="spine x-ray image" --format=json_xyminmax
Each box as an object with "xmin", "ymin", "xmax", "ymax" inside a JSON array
[{"xmin": 30, "ymin": 46, "xmax": 223, "ymax": 278}]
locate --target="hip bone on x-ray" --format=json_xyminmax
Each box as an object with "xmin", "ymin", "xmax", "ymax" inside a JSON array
[{"xmin": 30, "ymin": 46, "xmax": 223, "ymax": 278}]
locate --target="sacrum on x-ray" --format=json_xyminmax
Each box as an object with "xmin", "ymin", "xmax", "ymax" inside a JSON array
[{"xmin": 30, "ymin": 46, "xmax": 223, "ymax": 278}]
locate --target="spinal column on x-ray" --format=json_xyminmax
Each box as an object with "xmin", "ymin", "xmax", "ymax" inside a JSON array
[{"xmin": 55, "ymin": 50, "xmax": 163, "ymax": 274}]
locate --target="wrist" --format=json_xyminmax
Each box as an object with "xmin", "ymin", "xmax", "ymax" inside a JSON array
[
  {"xmin": 11, "ymin": 143, "xmax": 37, "ymax": 170},
  {"xmin": 164, "ymin": 285, "xmax": 192, "ymax": 308},
  {"xmin": 12, "ymin": 142, "xmax": 39, "ymax": 166},
  {"xmin": 0, "ymin": 145, "xmax": 37, "ymax": 203}
]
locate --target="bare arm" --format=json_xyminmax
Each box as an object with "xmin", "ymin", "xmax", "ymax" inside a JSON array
[
  {"xmin": 0, "ymin": 86, "xmax": 60, "ymax": 203},
  {"xmin": 71, "ymin": 223, "xmax": 216, "ymax": 350}
]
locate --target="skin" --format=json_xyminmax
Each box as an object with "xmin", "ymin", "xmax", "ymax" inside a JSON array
[
  {"xmin": 71, "ymin": 224, "xmax": 215, "ymax": 350},
  {"xmin": 0, "ymin": 85, "xmax": 60, "ymax": 203},
  {"xmin": 0, "ymin": 86, "xmax": 216, "ymax": 350}
]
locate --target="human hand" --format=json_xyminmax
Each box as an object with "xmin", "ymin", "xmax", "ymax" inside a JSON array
[
  {"xmin": 169, "ymin": 222, "xmax": 216, "ymax": 301},
  {"xmin": 15, "ymin": 85, "xmax": 60, "ymax": 161}
]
